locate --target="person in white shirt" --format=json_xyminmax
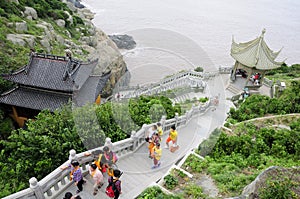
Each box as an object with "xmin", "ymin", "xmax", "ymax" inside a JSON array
[{"xmin": 89, "ymin": 164, "xmax": 104, "ymax": 195}]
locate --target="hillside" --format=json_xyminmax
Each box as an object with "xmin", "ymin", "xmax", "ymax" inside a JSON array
[{"xmin": 0, "ymin": 0, "xmax": 128, "ymax": 95}]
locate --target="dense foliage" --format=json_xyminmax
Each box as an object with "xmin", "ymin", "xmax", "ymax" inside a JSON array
[
  {"xmin": 0, "ymin": 107, "xmax": 85, "ymax": 197},
  {"xmin": 228, "ymin": 81, "xmax": 300, "ymax": 122},
  {"xmin": 0, "ymin": 95, "xmax": 180, "ymax": 197},
  {"xmin": 138, "ymin": 186, "xmax": 182, "ymax": 199},
  {"xmin": 193, "ymin": 120, "xmax": 300, "ymax": 197},
  {"xmin": 266, "ymin": 63, "xmax": 300, "ymax": 80},
  {"xmin": 194, "ymin": 66, "xmax": 203, "ymax": 72},
  {"xmin": 129, "ymin": 95, "xmax": 181, "ymax": 126},
  {"xmin": 259, "ymin": 169, "xmax": 299, "ymax": 199}
]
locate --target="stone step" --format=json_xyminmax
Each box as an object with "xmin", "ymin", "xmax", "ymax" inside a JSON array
[{"xmin": 227, "ymin": 84, "xmax": 242, "ymax": 94}]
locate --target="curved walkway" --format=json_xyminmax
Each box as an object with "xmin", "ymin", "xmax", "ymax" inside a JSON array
[{"xmin": 57, "ymin": 99, "xmax": 227, "ymax": 198}]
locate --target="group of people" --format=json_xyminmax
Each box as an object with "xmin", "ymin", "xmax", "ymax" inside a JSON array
[
  {"xmin": 250, "ymin": 72, "xmax": 261, "ymax": 85},
  {"xmin": 62, "ymin": 146, "xmax": 122, "ymax": 199},
  {"xmin": 146, "ymin": 123, "xmax": 179, "ymax": 169},
  {"xmin": 61, "ymin": 123, "xmax": 179, "ymax": 197}
]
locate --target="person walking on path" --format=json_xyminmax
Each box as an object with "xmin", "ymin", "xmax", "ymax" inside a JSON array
[
  {"xmin": 151, "ymin": 143, "xmax": 162, "ymax": 169},
  {"xmin": 106, "ymin": 169, "xmax": 122, "ymax": 199},
  {"xmin": 89, "ymin": 164, "xmax": 104, "ymax": 195},
  {"xmin": 103, "ymin": 146, "xmax": 118, "ymax": 165},
  {"xmin": 147, "ymin": 125, "xmax": 158, "ymax": 157},
  {"xmin": 148, "ymin": 132, "xmax": 160, "ymax": 158},
  {"xmin": 70, "ymin": 160, "xmax": 84, "ymax": 194},
  {"xmin": 157, "ymin": 122, "xmax": 164, "ymax": 141},
  {"xmin": 165, "ymin": 125, "xmax": 178, "ymax": 152}
]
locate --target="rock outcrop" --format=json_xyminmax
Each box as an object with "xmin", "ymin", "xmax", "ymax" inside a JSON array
[
  {"xmin": 15, "ymin": 21, "xmax": 27, "ymax": 32},
  {"xmin": 6, "ymin": 34, "xmax": 35, "ymax": 47},
  {"xmin": 226, "ymin": 166, "xmax": 300, "ymax": 199},
  {"xmin": 5, "ymin": 1, "xmax": 129, "ymax": 97},
  {"xmin": 108, "ymin": 34, "xmax": 136, "ymax": 50},
  {"xmin": 66, "ymin": 0, "xmax": 85, "ymax": 9},
  {"xmin": 67, "ymin": 3, "xmax": 129, "ymax": 96},
  {"xmin": 24, "ymin": 7, "xmax": 38, "ymax": 20}
]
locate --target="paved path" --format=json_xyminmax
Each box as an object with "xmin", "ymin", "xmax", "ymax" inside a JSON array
[
  {"xmin": 57, "ymin": 102, "xmax": 226, "ymax": 199},
  {"xmin": 57, "ymin": 73, "xmax": 228, "ymax": 199}
]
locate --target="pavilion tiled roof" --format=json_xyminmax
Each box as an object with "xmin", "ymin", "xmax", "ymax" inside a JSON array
[{"xmin": 231, "ymin": 29, "xmax": 284, "ymax": 70}]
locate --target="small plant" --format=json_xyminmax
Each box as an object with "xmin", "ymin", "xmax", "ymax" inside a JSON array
[
  {"xmin": 194, "ymin": 66, "xmax": 204, "ymax": 72},
  {"xmin": 164, "ymin": 174, "xmax": 179, "ymax": 190},
  {"xmin": 199, "ymin": 97, "xmax": 208, "ymax": 103},
  {"xmin": 259, "ymin": 176, "xmax": 298, "ymax": 199},
  {"xmin": 183, "ymin": 184, "xmax": 208, "ymax": 199},
  {"xmin": 177, "ymin": 170, "xmax": 187, "ymax": 178},
  {"xmin": 182, "ymin": 154, "xmax": 207, "ymax": 173}
]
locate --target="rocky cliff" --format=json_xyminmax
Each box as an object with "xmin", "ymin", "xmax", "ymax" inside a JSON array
[{"xmin": 2, "ymin": 0, "xmax": 129, "ymax": 97}]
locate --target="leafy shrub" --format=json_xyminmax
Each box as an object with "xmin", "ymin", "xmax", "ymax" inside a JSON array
[
  {"xmin": 182, "ymin": 154, "xmax": 208, "ymax": 173},
  {"xmin": 129, "ymin": 95, "xmax": 181, "ymax": 126},
  {"xmin": 164, "ymin": 174, "xmax": 179, "ymax": 190},
  {"xmin": 183, "ymin": 184, "xmax": 207, "ymax": 198},
  {"xmin": 199, "ymin": 97, "xmax": 208, "ymax": 103},
  {"xmin": 138, "ymin": 186, "xmax": 182, "ymax": 199},
  {"xmin": 194, "ymin": 66, "xmax": 204, "ymax": 72},
  {"xmin": 259, "ymin": 172, "xmax": 298, "ymax": 199}
]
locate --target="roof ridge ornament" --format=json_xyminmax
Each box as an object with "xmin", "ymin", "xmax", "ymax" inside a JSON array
[
  {"xmin": 260, "ymin": 28, "xmax": 266, "ymax": 38},
  {"xmin": 255, "ymin": 28, "xmax": 266, "ymax": 65}
]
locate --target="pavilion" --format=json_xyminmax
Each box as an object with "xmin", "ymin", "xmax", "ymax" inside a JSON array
[{"xmin": 230, "ymin": 29, "xmax": 284, "ymax": 88}]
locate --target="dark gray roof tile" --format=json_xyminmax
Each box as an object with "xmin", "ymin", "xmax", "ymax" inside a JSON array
[
  {"xmin": 0, "ymin": 86, "xmax": 71, "ymax": 111},
  {"xmin": 3, "ymin": 54, "xmax": 98, "ymax": 92}
]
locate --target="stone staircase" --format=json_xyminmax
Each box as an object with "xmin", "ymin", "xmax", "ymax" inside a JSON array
[{"xmin": 226, "ymin": 83, "xmax": 242, "ymax": 95}]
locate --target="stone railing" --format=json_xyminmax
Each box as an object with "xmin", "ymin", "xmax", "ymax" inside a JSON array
[
  {"xmin": 219, "ymin": 65, "xmax": 233, "ymax": 74},
  {"xmin": 263, "ymin": 77, "xmax": 273, "ymax": 87},
  {"xmin": 3, "ymin": 99, "xmax": 212, "ymax": 199},
  {"xmin": 118, "ymin": 70, "xmax": 220, "ymax": 99}
]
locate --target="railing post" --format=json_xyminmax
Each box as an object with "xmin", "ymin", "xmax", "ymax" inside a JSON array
[
  {"xmin": 69, "ymin": 149, "xmax": 78, "ymax": 162},
  {"xmin": 105, "ymin": 137, "xmax": 113, "ymax": 151},
  {"xmin": 29, "ymin": 177, "xmax": 45, "ymax": 199},
  {"xmin": 130, "ymin": 131, "xmax": 138, "ymax": 151},
  {"xmin": 160, "ymin": 115, "xmax": 167, "ymax": 129},
  {"xmin": 175, "ymin": 112, "xmax": 179, "ymax": 127}
]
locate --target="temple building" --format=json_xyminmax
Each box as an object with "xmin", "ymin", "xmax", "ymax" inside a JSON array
[
  {"xmin": 0, "ymin": 53, "xmax": 110, "ymax": 127},
  {"xmin": 230, "ymin": 29, "xmax": 284, "ymax": 88}
]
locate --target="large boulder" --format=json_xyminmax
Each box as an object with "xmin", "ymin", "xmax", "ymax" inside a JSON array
[
  {"xmin": 78, "ymin": 8, "xmax": 95, "ymax": 20},
  {"xmin": 8, "ymin": 0, "xmax": 19, "ymax": 4},
  {"xmin": 71, "ymin": 0, "xmax": 85, "ymax": 9},
  {"xmin": 24, "ymin": 7, "xmax": 38, "ymax": 20},
  {"xmin": 64, "ymin": 11, "xmax": 73, "ymax": 25},
  {"xmin": 55, "ymin": 19, "xmax": 66, "ymax": 27},
  {"xmin": 7, "ymin": 34, "xmax": 35, "ymax": 47},
  {"xmin": 40, "ymin": 38, "xmax": 51, "ymax": 53},
  {"xmin": 226, "ymin": 166, "xmax": 300, "ymax": 199},
  {"xmin": 36, "ymin": 22, "xmax": 55, "ymax": 41},
  {"xmin": 86, "ymin": 29, "xmax": 129, "ymax": 96},
  {"xmin": 15, "ymin": 21, "xmax": 28, "ymax": 32},
  {"xmin": 55, "ymin": 35, "xmax": 65, "ymax": 45},
  {"xmin": 80, "ymin": 36, "xmax": 98, "ymax": 47},
  {"xmin": 108, "ymin": 34, "xmax": 136, "ymax": 50}
]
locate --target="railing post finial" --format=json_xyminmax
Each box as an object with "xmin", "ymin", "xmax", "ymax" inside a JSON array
[
  {"xmin": 29, "ymin": 177, "xmax": 45, "ymax": 199},
  {"xmin": 69, "ymin": 149, "xmax": 78, "ymax": 163},
  {"xmin": 175, "ymin": 112, "xmax": 179, "ymax": 126},
  {"xmin": 105, "ymin": 137, "xmax": 113, "ymax": 151},
  {"xmin": 160, "ymin": 115, "xmax": 167, "ymax": 128}
]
